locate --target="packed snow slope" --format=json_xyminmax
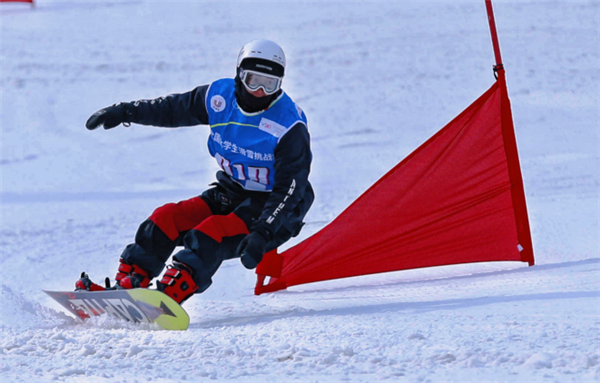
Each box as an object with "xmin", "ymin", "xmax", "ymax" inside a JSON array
[{"xmin": 1, "ymin": 1, "xmax": 598, "ymax": 382}]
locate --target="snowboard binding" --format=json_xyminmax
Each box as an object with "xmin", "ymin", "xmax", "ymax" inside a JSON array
[{"xmin": 75, "ymin": 272, "xmax": 112, "ymax": 291}]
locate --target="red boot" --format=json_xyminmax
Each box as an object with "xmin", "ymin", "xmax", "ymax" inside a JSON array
[
  {"xmin": 157, "ymin": 262, "xmax": 199, "ymax": 304},
  {"xmin": 115, "ymin": 258, "xmax": 151, "ymax": 289}
]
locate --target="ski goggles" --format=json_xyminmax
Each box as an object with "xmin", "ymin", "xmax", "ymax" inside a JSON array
[{"xmin": 240, "ymin": 69, "xmax": 282, "ymax": 95}]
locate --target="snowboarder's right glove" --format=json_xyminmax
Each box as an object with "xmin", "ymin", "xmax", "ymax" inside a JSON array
[
  {"xmin": 86, "ymin": 102, "xmax": 135, "ymax": 130},
  {"xmin": 238, "ymin": 224, "xmax": 273, "ymax": 270},
  {"xmin": 238, "ymin": 231, "xmax": 269, "ymax": 269}
]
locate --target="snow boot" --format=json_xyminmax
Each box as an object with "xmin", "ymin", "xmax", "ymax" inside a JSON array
[
  {"xmin": 115, "ymin": 258, "xmax": 151, "ymax": 289},
  {"xmin": 75, "ymin": 272, "xmax": 109, "ymax": 291},
  {"xmin": 156, "ymin": 261, "xmax": 199, "ymax": 304}
]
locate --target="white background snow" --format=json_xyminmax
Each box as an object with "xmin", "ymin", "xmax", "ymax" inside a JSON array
[{"xmin": 1, "ymin": 1, "xmax": 598, "ymax": 382}]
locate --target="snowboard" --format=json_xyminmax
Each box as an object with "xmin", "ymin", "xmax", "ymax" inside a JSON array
[{"xmin": 44, "ymin": 288, "xmax": 189, "ymax": 330}]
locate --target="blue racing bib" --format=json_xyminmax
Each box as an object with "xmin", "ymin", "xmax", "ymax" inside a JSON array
[{"xmin": 205, "ymin": 78, "xmax": 308, "ymax": 192}]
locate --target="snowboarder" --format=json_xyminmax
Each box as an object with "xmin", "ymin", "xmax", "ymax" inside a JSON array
[{"xmin": 81, "ymin": 39, "xmax": 314, "ymax": 304}]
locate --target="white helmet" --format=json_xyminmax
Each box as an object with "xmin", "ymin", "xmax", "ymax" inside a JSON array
[{"xmin": 236, "ymin": 39, "xmax": 286, "ymax": 76}]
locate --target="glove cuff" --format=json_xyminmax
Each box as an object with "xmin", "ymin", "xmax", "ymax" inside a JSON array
[
  {"xmin": 121, "ymin": 102, "xmax": 137, "ymax": 123},
  {"xmin": 251, "ymin": 222, "xmax": 273, "ymax": 241}
]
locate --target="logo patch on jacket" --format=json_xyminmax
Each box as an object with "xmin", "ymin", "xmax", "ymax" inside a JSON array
[
  {"xmin": 259, "ymin": 118, "xmax": 286, "ymax": 138},
  {"xmin": 211, "ymin": 95, "xmax": 226, "ymax": 112}
]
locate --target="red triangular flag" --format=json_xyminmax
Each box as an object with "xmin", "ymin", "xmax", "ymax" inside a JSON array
[{"xmin": 255, "ymin": 71, "xmax": 534, "ymax": 295}]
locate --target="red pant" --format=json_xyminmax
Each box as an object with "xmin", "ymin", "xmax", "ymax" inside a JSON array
[
  {"xmin": 120, "ymin": 191, "xmax": 266, "ymax": 292},
  {"xmin": 149, "ymin": 196, "xmax": 252, "ymax": 242}
]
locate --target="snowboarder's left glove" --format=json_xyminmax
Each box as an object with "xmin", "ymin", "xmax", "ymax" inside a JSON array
[
  {"xmin": 86, "ymin": 102, "xmax": 135, "ymax": 130},
  {"xmin": 238, "ymin": 225, "xmax": 272, "ymax": 270}
]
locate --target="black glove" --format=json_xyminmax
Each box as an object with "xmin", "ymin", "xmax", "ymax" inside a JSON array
[
  {"xmin": 237, "ymin": 228, "xmax": 271, "ymax": 270},
  {"xmin": 86, "ymin": 102, "xmax": 134, "ymax": 130}
]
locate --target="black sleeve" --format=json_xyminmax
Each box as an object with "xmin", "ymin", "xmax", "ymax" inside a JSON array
[
  {"xmin": 129, "ymin": 85, "xmax": 210, "ymax": 127},
  {"xmin": 255, "ymin": 122, "xmax": 312, "ymax": 236}
]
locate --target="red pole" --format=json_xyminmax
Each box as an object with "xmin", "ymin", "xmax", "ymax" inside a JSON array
[
  {"xmin": 485, "ymin": 0, "xmax": 503, "ymax": 71},
  {"xmin": 485, "ymin": 0, "xmax": 535, "ymax": 266}
]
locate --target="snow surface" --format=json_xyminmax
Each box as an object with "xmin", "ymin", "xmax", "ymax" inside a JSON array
[{"xmin": 1, "ymin": 1, "xmax": 599, "ymax": 382}]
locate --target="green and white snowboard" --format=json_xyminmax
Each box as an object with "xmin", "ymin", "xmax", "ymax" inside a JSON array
[{"xmin": 44, "ymin": 288, "xmax": 189, "ymax": 330}]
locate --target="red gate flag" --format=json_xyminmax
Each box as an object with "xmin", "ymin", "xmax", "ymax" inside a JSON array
[
  {"xmin": 253, "ymin": 0, "xmax": 534, "ymax": 295},
  {"xmin": 255, "ymin": 73, "xmax": 535, "ymax": 294}
]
